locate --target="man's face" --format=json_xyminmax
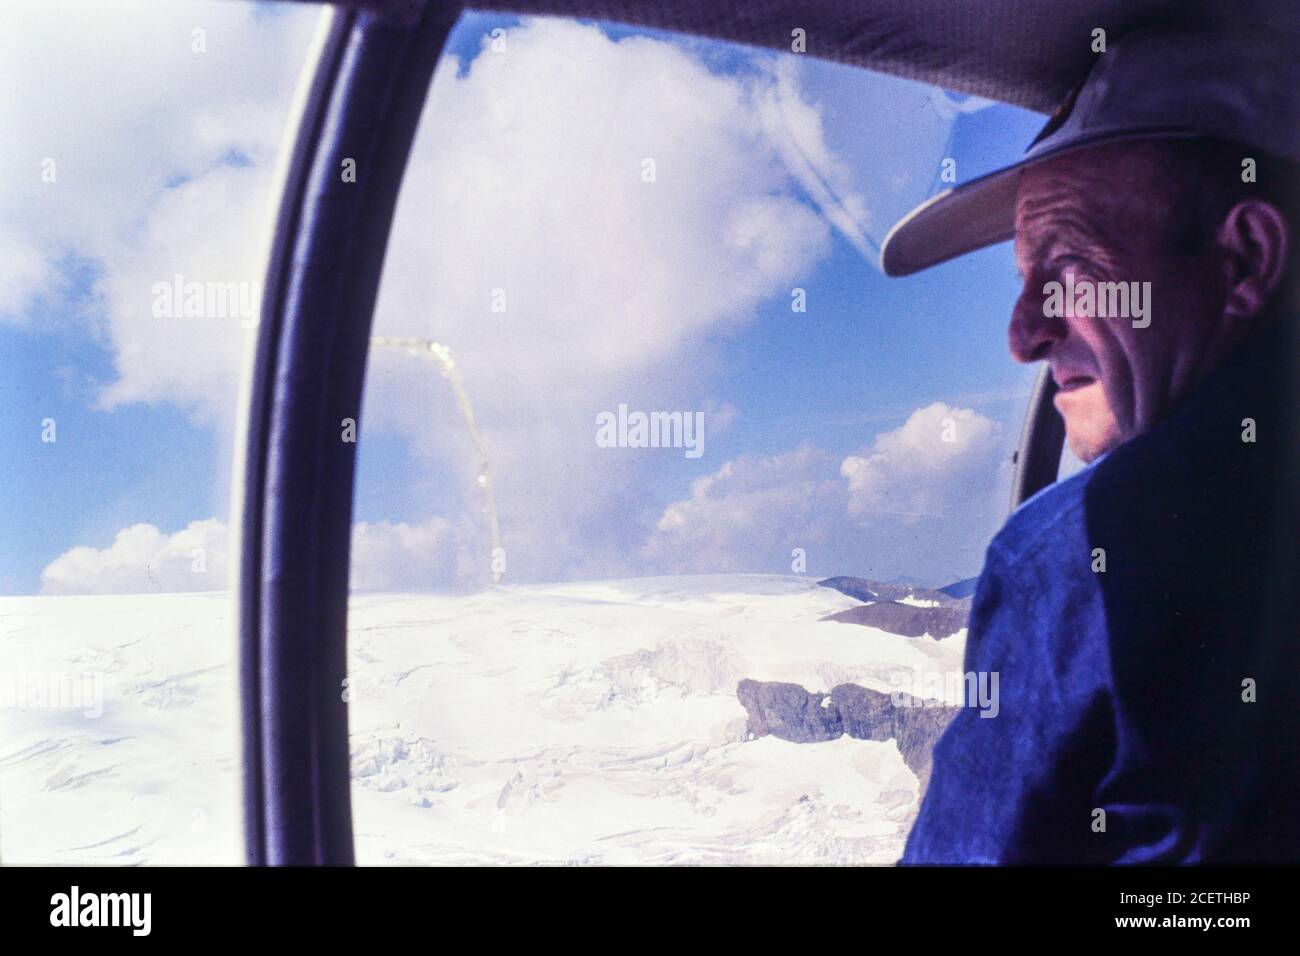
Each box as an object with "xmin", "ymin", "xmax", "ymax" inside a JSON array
[{"xmin": 1010, "ymin": 145, "xmax": 1227, "ymax": 461}]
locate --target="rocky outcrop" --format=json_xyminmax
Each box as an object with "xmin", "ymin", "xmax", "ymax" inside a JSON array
[
  {"xmin": 737, "ymin": 678, "xmax": 961, "ymax": 788},
  {"xmin": 820, "ymin": 601, "xmax": 968, "ymax": 638},
  {"xmin": 818, "ymin": 575, "xmax": 964, "ymax": 608},
  {"xmin": 816, "ymin": 576, "xmax": 970, "ymax": 638},
  {"xmin": 830, "ymin": 683, "xmax": 960, "ymax": 786},
  {"xmin": 735, "ymin": 679, "xmax": 842, "ymax": 742}
]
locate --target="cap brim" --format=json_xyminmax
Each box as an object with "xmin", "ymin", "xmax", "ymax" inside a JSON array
[
  {"xmin": 879, "ymin": 165, "xmax": 1020, "ymax": 277},
  {"xmin": 880, "ymin": 129, "xmax": 1208, "ymax": 277}
]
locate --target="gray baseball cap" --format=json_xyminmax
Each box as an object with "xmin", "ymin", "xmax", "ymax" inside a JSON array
[{"xmin": 880, "ymin": 25, "xmax": 1300, "ymax": 277}]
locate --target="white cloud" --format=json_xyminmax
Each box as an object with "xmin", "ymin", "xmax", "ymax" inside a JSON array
[
  {"xmin": 840, "ymin": 402, "xmax": 1001, "ymax": 519},
  {"xmin": 374, "ymin": 18, "xmax": 832, "ymax": 383},
  {"xmin": 41, "ymin": 515, "xmax": 467, "ymax": 595},
  {"xmin": 0, "ymin": 0, "xmax": 320, "ymax": 426},
  {"xmin": 643, "ymin": 403, "xmax": 1006, "ymax": 583},
  {"xmin": 349, "ymin": 517, "xmax": 456, "ymax": 592},
  {"xmin": 94, "ymin": 163, "xmax": 273, "ymax": 421},
  {"xmin": 362, "ymin": 19, "xmax": 847, "ymax": 584},
  {"xmin": 643, "ymin": 446, "xmax": 846, "ymax": 574},
  {"xmin": 40, "ymin": 519, "xmax": 228, "ymax": 595},
  {"xmin": 0, "ymin": 232, "xmax": 53, "ymax": 321},
  {"xmin": 8, "ymin": 10, "xmax": 846, "ymax": 587},
  {"xmin": 38, "ymin": 399, "xmax": 1006, "ymax": 594}
]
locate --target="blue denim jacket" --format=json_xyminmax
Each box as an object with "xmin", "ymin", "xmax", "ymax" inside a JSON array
[{"xmin": 902, "ymin": 314, "xmax": 1300, "ymax": 864}]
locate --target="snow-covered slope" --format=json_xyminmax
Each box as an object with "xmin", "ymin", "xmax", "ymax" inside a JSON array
[{"xmin": 0, "ymin": 575, "xmax": 966, "ymax": 865}]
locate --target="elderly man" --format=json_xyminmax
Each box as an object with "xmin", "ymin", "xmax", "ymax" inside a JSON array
[{"xmin": 881, "ymin": 25, "xmax": 1300, "ymax": 862}]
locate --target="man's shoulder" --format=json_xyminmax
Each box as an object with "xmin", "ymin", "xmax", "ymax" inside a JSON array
[
  {"xmin": 988, "ymin": 459, "xmax": 1098, "ymax": 567},
  {"xmin": 969, "ymin": 463, "xmax": 1109, "ymax": 676}
]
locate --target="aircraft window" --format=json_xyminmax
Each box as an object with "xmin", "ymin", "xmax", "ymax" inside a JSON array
[{"xmin": 349, "ymin": 14, "xmax": 1046, "ymax": 863}]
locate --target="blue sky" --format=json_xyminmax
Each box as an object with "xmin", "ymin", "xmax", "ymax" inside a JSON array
[{"xmin": 2, "ymin": 5, "xmax": 1046, "ymax": 595}]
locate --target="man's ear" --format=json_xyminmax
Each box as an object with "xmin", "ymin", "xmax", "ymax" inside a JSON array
[{"xmin": 1217, "ymin": 199, "xmax": 1291, "ymax": 320}]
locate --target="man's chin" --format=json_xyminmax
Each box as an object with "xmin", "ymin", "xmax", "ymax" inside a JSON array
[{"xmin": 1055, "ymin": 382, "xmax": 1122, "ymax": 463}]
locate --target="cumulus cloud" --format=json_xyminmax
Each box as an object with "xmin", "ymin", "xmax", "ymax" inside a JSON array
[
  {"xmin": 643, "ymin": 446, "xmax": 847, "ymax": 574},
  {"xmin": 40, "ymin": 519, "xmax": 229, "ymax": 595},
  {"xmin": 644, "ymin": 403, "xmax": 1007, "ymax": 584},
  {"xmin": 47, "ymin": 397, "xmax": 1007, "ymax": 592},
  {"xmin": 362, "ymin": 18, "xmax": 850, "ymax": 584},
  {"xmin": 0, "ymin": 0, "xmax": 319, "ymax": 424},
  {"xmin": 349, "ymin": 517, "xmax": 456, "ymax": 592},
  {"xmin": 841, "ymin": 402, "xmax": 1001, "ymax": 520},
  {"xmin": 94, "ymin": 163, "xmax": 274, "ymax": 420},
  {"xmin": 375, "ymin": 17, "xmax": 833, "ymax": 380},
  {"xmin": 0, "ymin": 232, "xmax": 53, "ymax": 319},
  {"xmin": 42, "ymin": 515, "xmax": 467, "ymax": 594},
  {"xmin": 354, "ymin": 23, "xmax": 987, "ymax": 587}
]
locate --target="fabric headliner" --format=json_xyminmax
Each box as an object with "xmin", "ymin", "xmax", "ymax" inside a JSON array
[{"xmin": 254, "ymin": 0, "xmax": 1294, "ymax": 112}]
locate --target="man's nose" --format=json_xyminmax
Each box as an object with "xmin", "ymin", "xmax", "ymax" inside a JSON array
[{"xmin": 1008, "ymin": 285, "xmax": 1066, "ymax": 363}]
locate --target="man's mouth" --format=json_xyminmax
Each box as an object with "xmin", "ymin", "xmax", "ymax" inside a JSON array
[{"xmin": 1053, "ymin": 370, "xmax": 1097, "ymax": 393}]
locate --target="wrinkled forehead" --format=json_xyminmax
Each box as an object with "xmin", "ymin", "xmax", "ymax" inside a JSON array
[{"xmin": 1013, "ymin": 146, "xmax": 1170, "ymax": 265}]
